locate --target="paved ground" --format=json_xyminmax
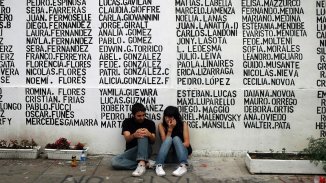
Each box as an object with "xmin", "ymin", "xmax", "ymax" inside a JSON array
[{"xmin": 0, "ymin": 154, "xmax": 322, "ymax": 183}]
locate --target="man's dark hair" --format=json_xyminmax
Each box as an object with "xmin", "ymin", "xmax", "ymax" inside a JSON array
[{"xmin": 131, "ymin": 103, "xmax": 146, "ymax": 115}]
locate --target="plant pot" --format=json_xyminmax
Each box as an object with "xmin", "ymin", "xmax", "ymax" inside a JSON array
[
  {"xmin": 245, "ymin": 152, "xmax": 326, "ymax": 174},
  {"xmin": 0, "ymin": 146, "xmax": 41, "ymax": 159},
  {"xmin": 44, "ymin": 147, "xmax": 89, "ymax": 160}
]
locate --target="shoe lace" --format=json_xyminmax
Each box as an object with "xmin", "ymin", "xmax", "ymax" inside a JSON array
[
  {"xmin": 176, "ymin": 164, "xmax": 186, "ymax": 172},
  {"xmin": 136, "ymin": 165, "xmax": 144, "ymax": 172},
  {"xmin": 156, "ymin": 165, "xmax": 164, "ymax": 174}
]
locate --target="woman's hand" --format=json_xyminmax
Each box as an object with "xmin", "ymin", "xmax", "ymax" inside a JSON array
[
  {"xmin": 183, "ymin": 142, "xmax": 190, "ymax": 148},
  {"xmin": 167, "ymin": 118, "xmax": 176, "ymax": 131}
]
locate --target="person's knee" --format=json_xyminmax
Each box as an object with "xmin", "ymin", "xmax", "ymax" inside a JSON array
[
  {"xmin": 138, "ymin": 137, "xmax": 149, "ymax": 142},
  {"xmin": 137, "ymin": 137, "xmax": 149, "ymax": 146},
  {"xmin": 164, "ymin": 136, "xmax": 172, "ymax": 142},
  {"xmin": 172, "ymin": 136, "xmax": 182, "ymax": 143},
  {"xmin": 110, "ymin": 156, "xmax": 119, "ymax": 169}
]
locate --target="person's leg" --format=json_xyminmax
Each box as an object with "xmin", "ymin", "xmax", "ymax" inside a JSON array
[
  {"xmin": 136, "ymin": 137, "xmax": 152, "ymax": 162},
  {"xmin": 172, "ymin": 136, "xmax": 188, "ymax": 164},
  {"xmin": 132, "ymin": 137, "xmax": 152, "ymax": 176},
  {"xmin": 165, "ymin": 150, "xmax": 178, "ymax": 164},
  {"xmin": 172, "ymin": 136, "xmax": 189, "ymax": 176},
  {"xmin": 154, "ymin": 136, "xmax": 173, "ymax": 176},
  {"xmin": 155, "ymin": 136, "xmax": 173, "ymax": 165},
  {"xmin": 111, "ymin": 146, "xmax": 138, "ymax": 170}
]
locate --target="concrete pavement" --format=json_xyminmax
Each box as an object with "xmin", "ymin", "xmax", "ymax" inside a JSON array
[{"xmin": 0, "ymin": 154, "xmax": 320, "ymax": 183}]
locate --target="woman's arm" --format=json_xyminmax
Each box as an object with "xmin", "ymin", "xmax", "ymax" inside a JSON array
[
  {"xmin": 158, "ymin": 122, "xmax": 173, "ymax": 141},
  {"xmin": 183, "ymin": 122, "xmax": 190, "ymax": 148}
]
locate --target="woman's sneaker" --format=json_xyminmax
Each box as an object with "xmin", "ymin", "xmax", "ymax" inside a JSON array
[
  {"xmin": 155, "ymin": 164, "xmax": 166, "ymax": 176},
  {"xmin": 172, "ymin": 164, "xmax": 187, "ymax": 176},
  {"xmin": 147, "ymin": 160, "xmax": 156, "ymax": 169},
  {"xmin": 132, "ymin": 163, "xmax": 146, "ymax": 177}
]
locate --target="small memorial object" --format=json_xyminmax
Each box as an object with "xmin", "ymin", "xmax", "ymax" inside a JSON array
[{"xmin": 71, "ymin": 155, "xmax": 77, "ymax": 167}]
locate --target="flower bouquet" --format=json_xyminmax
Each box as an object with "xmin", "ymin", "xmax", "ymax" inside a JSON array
[{"xmin": 44, "ymin": 137, "xmax": 88, "ymax": 160}]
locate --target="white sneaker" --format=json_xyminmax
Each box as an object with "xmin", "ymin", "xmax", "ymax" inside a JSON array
[
  {"xmin": 147, "ymin": 160, "xmax": 156, "ymax": 169},
  {"xmin": 132, "ymin": 164, "xmax": 146, "ymax": 177},
  {"xmin": 172, "ymin": 164, "xmax": 187, "ymax": 176},
  {"xmin": 155, "ymin": 164, "xmax": 166, "ymax": 176}
]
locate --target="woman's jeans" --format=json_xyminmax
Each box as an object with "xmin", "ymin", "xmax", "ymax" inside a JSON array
[
  {"xmin": 155, "ymin": 136, "xmax": 188, "ymax": 165},
  {"xmin": 111, "ymin": 137, "xmax": 152, "ymax": 170}
]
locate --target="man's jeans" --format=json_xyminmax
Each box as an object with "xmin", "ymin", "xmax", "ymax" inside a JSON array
[
  {"xmin": 155, "ymin": 136, "xmax": 188, "ymax": 165},
  {"xmin": 111, "ymin": 137, "xmax": 152, "ymax": 170}
]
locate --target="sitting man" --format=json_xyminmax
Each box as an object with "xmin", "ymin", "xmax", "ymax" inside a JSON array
[{"xmin": 111, "ymin": 103, "xmax": 156, "ymax": 176}]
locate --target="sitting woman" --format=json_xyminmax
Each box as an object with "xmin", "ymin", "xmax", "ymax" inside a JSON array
[{"xmin": 155, "ymin": 106, "xmax": 192, "ymax": 177}]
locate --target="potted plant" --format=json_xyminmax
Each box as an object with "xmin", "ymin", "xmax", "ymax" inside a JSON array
[
  {"xmin": 302, "ymin": 137, "xmax": 326, "ymax": 172},
  {"xmin": 245, "ymin": 138, "xmax": 326, "ymax": 174},
  {"xmin": 44, "ymin": 137, "xmax": 88, "ymax": 160},
  {"xmin": 0, "ymin": 139, "xmax": 40, "ymax": 159}
]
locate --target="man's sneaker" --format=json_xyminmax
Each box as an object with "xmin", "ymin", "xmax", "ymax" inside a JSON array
[
  {"xmin": 147, "ymin": 160, "xmax": 156, "ymax": 169},
  {"xmin": 172, "ymin": 164, "xmax": 187, "ymax": 176},
  {"xmin": 132, "ymin": 164, "xmax": 146, "ymax": 177},
  {"xmin": 155, "ymin": 164, "xmax": 166, "ymax": 176}
]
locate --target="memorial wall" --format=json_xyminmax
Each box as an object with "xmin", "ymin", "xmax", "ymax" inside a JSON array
[{"xmin": 0, "ymin": 0, "xmax": 325, "ymax": 154}]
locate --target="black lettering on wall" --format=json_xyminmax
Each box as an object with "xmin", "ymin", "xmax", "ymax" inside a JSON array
[
  {"xmin": 0, "ymin": 1, "xmax": 20, "ymax": 126},
  {"xmin": 176, "ymin": 0, "xmax": 237, "ymax": 86},
  {"xmin": 243, "ymin": 90, "xmax": 296, "ymax": 130},
  {"xmin": 317, "ymin": 90, "xmax": 326, "ymax": 137},
  {"xmin": 0, "ymin": 88, "xmax": 22, "ymax": 126},
  {"xmin": 25, "ymin": 1, "xmax": 96, "ymax": 127},
  {"xmin": 177, "ymin": 89, "xmax": 239, "ymax": 129},
  {"xmin": 25, "ymin": 87, "xmax": 97, "ymax": 127},
  {"xmin": 26, "ymin": 0, "xmax": 93, "ymax": 85},
  {"xmin": 316, "ymin": 0, "xmax": 326, "ymax": 87},
  {"xmin": 316, "ymin": 0, "xmax": 326, "ymax": 136},
  {"xmin": 98, "ymin": 1, "xmax": 169, "ymax": 85},
  {"xmin": 0, "ymin": 1, "xmax": 18, "ymax": 84},
  {"xmin": 242, "ymin": 1, "xmax": 306, "ymax": 86},
  {"xmin": 99, "ymin": 88, "xmax": 163, "ymax": 128}
]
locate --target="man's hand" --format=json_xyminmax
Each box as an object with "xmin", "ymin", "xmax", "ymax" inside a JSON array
[
  {"xmin": 134, "ymin": 128, "xmax": 150, "ymax": 138},
  {"xmin": 133, "ymin": 128, "xmax": 144, "ymax": 138},
  {"xmin": 141, "ymin": 128, "xmax": 152, "ymax": 137}
]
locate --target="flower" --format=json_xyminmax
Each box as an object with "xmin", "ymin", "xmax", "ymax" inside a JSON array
[
  {"xmin": 45, "ymin": 137, "xmax": 85, "ymax": 150},
  {"xmin": 74, "ymin": 142, "xmax": 85, "ymax": 150},
  {"xmin": 0, "ymin": 139, "xmax": 38, "ymax": 149}
]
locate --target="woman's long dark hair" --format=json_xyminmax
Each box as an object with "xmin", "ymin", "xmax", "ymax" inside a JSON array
[{"xmin": 162, "ymin": 106, "xmax": 183, "ymax": 135}]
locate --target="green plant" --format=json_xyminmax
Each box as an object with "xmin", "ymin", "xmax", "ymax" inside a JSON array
[
  {"xmin": 302, "ymin": 137, "xmax": 326, "ymax": 172},
  {"xmin": 268, "ymin": 148, "xmax": 288, "ymax": 160},
  {"xmin": 278, "ymin": 148, "xmax": 288, "ymax": 159}
]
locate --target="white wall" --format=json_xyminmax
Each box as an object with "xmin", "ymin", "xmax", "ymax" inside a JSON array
[{"xmin": 0, "ymin": 0, "xmax": 324, "ymax": 155}]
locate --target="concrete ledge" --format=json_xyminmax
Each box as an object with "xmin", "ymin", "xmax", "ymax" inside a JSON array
[
  {"xmin": 192, "ymin": 150, "xmax": 246, "ymax": 157},
  {"xmin": 245, "ymin": 152, "xmax": 326, "ymax": 174}
]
